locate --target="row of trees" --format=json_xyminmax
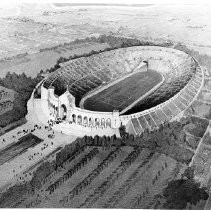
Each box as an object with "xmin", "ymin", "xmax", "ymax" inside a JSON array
[
  {"xmin": 61, "ymin": 147, "xmax": 122, "ymax": 206},
  {"xmin": 174, "ymin": 42, "xmax": 211, "ymax": 70},
  {"xmin": 103, "ymin": 152, "xmax": 155, "ymax": 208},
  {"xmin": 44, "ymin": 35, "xmax": 174, "ymax": 74},
  {"xmin": 39, "ymin": 34, "xmax": 174, "ymax": 55},
  {"xmin": 0, "ymin": 117, "xmax": 208, "ymax": 207},
  {"xmin": 47, "ymin": 148, "xmax": 99, "ymax": 194},
  {"xmin": 80, "ymin": 147, "xmax": 143, "ymax": 208}
]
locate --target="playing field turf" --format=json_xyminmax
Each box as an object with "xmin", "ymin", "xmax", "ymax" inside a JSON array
[{"xmin": 82, "ymin": 70, "xmax": 163, "ymax": 112}]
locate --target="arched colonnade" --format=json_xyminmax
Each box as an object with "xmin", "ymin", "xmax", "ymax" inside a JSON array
[{"xmin": 72, "ymin": 114, "xmax": 111, "ymax": 128}]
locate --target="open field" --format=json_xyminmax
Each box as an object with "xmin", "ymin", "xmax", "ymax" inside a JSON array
[
  {"xmin": 83, "ymin": 70, "xmax": 162, "ymax": 112},
  {"xmin": 0, "ymin": 4, "xmax": 211, "ymax": 77},
  {"xmin": 1, "ymin": 4, "xmax": 211, "ymax": 56},
  {"xmin": 0, "ymin": 42, "xmax": 109, "ymax": 78}
]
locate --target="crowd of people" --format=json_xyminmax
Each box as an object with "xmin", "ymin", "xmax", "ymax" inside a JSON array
[{"xmin": 0, "ymin": 120, "xmax": 67, "ymax": 189}]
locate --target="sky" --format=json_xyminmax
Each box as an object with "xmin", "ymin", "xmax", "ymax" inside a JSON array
[{"xmin": 0, "ymin": 0, "xmax": 211, "ymax": 8}]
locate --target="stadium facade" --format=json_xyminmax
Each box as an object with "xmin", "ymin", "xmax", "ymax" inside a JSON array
[{"xmin": 26, "ymin": 46, "xmax": 204, "ymax": 137}]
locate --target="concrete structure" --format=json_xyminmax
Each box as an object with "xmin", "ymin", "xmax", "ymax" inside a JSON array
[{"xmin": 26, "ymin": 46, "xmax": 204, "ymax": 137}]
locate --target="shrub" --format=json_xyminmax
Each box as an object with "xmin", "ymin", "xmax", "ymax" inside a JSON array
[
  {"xmin": 30, "ymin": 161, "xmax": 55, "ymax": 190},
  {"xmin": 163, "ymin": 174, "xmax": 208, "ymax": 209}
]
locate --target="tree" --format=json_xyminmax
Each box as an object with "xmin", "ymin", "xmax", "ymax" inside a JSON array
[
  {"xmin": 162, "ymin": 167, "xmax": 209, "ymax": 209},
  {"xmin": 182, "ymin": 166, "xmax": 195, "ymax": 180},
  {"xmin": 30, "ymin": 161, "xmax": 55, "ymax": 190},
  {"xmin": 119, "ymin": 124, "xmax": 127, "ymax": 137}
]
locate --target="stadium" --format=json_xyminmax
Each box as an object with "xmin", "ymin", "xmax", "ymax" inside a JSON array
[{"xmin": 26, "ymin": 46, "xmax": 204, "ymax": 137}]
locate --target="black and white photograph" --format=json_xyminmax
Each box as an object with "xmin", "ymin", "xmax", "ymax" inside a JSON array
[{"xmin": 0, "ymin": 0, "xmax": 211, "ymax": 209}]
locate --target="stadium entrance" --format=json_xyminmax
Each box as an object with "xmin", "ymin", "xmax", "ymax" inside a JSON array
[{"xmin": 60, "ymin": 104, "xmax": 67, "ymax": 120}]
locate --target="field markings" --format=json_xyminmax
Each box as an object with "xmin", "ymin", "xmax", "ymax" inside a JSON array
[
  {"xmin": 82, "ymin": 70, "xmax": 164, "ymax": 113},
  {"xmin": 80, "ymin": 71, "xmax": 140, "ymax": 109},
  {"xmin": 120, "ymin": 73, "xmax": 165, "ymax": 115}
]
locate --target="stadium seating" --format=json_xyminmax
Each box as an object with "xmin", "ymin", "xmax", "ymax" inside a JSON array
[{"xmin": 43, "ymin": 46, "xmax": 202, "ymax": 135}]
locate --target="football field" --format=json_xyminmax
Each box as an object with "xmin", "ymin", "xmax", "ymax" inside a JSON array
[{"xmin": 83, "ymin": 70, "xmax": 163, "ymax": 112}]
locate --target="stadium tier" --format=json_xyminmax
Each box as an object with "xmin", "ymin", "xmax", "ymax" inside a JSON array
[{"xmin": 30, "ymin": 46, "xmax": 203, "ymax": 137}]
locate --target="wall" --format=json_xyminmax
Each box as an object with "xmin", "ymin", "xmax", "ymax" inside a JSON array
[{"xmin": 28, "ymin": 85, "xmax": 121, "ymax": 137}]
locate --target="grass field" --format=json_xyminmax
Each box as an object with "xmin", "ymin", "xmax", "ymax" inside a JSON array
[{"xmin": 83, "ymin": 70, "xmax": 163, "ymax": 112}]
